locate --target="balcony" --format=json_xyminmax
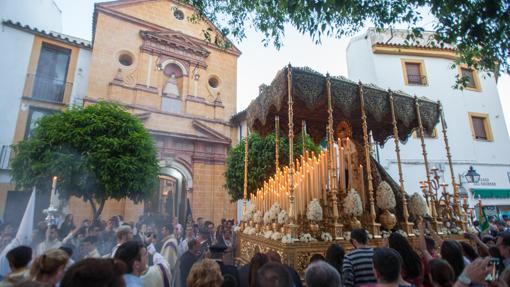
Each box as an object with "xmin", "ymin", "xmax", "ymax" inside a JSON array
[
  {"xmin": 23, "ymin": 74, "xmax": 73, "ymax": 103},
  {"xmin": 0, "ymin": 145, "xmax": 11, "ymax": 170},
  {"xmin": 407, "ymin": 74, "xmax": 427, "ymax": 85}
]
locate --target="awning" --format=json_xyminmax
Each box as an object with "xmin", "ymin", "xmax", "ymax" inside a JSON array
[{"xmin": 472, "ymin": 188, "xmax": 510, "ymax": 199}]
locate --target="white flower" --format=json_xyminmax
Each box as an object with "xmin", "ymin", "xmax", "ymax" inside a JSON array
[
  {"xmin": 409, "ymin": 193, "xmax": 428, "ymax": 217},
  {"xmin": 467, "ymin": 226, "xmax": 477, "ymax": 234},
  {"xmin": 344, "ymin": 189, "xmax": 363, "ymax": 216},
  {"xmin": 282, "ymin": 234, "xmax": 293, "ymax": 244},
  {"xmin": 253, "ymin": 211, "xmax": 263, "ymax": 223},
  {"xmin": 246, "ymin": 227, "xmax": 257, "ymax": 235},
  {"xmin": 269, "ymin": 203, "xmax": 281, "ymax": 221},
  {"xmin": 299, "ymin": 233, "xmax": 317, "ymax": 243},
  {"xmin": 381, "ymin": 230, "xmax": 390, "ymax": 238},
  {"xmin": 376, "ymin": 181, "xmax": 396, "ymax": 210},
  {"xmin": 264, "ymin": 230, "xmax": 274, "ymax": 239},
  {"xmin": 247, "ymin": 203, "xmax": 256, "ymax": 214},
  {"xmin": 271, "ymin": 232, "xmax": 283, "ymax": 241},
  {"xmin": 263, "ymin": 212, "xmax": 271, "ymax": 224},
  {"xmin": 307, "ymin": 199, "xmax": 323, "ymax": 221},
  {"xmin": 278, "ymin": 210, "xmax": 289, "ymax": 224},
  {"xmin": 234, "ymin": 226, "xmax": 241, "ymax": 232},
  {"xmin": 450, "ymin": 227, "xmax": 461, "ymax": 234},
  {"xmin": 321, "ymin": 232, "xmax": 333, "ymax": 242},
  {"xmin": 395, "ymin": 230, "xmax": 408, "ymax": 238}
]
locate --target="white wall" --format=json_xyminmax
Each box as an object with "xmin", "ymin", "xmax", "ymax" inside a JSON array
[
  {"xmin": 70, "ymin": 48, "xmax": 92, "ymax": 107},
  {"xmin": 0, "ymin": 24, "xmax": 34, "ymax": 149},
  {"xmin": 347, "ymin": 33, "xmax": 510, "ymax": 207},
  {"xmin": 0, "ymin": 0, "xmax": 62, "ymax": 32}
]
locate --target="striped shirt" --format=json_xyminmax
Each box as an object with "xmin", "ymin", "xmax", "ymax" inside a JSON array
[{"xmin": 342, "ymin": 247, "xmax": 376, "ymax": 287}]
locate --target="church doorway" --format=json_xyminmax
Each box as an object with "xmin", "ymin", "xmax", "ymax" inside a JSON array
[{"xmin": 144, "ymin": 168, "xmax": 188, "ymax": 223}]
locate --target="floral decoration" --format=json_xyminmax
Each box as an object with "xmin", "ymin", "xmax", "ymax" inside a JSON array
[
  {"xmin": 271, "ymin": 232, "xmax": 283, "ymax": 241},
  {"xmin": 253, "ymin": 210, "xmax": 263, "ymax": 223},
  {"xmin": 263, "ymin": 211, "xmax": 271, "ymax": 224},
  {"xmin": 306, "ymin": 199, "xmax": 323, "ymax": 221},
  {"xmin": 344, "ymin": 189, "xmax": 363, "ymax": 216},
  {"xmin": 278, "ymin": 210, "xmax": 289, "ymax": 224},
  {"xmin": 376, "ymin": 181, "xmax": 396, "ymax": 210},
  {"xmin": 321, "ymin": 232, "xmax": 333, "ymax": 242},
  {"xmin": 299, "ymin": 233, "xmax": 317, "ymax": 243},
  {"xmin": 409, "ymin": 193, "xmax": 428, "ymax": 217}
]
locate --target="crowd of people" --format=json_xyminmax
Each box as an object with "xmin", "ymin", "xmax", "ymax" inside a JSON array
[{"xmin": 0, "ymin": 214, "xmax": 510, "ymax": 287}]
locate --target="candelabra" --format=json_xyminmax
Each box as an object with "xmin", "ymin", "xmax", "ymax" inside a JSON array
[{"xmin": 429, "ymin": 167, "xmax": 456, "ymax": 225}]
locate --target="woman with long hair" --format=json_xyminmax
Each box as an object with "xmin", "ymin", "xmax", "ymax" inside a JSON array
[
  {"xmin": 325, "ymin": 243, "xmax": 345, "ymax": 277},
  {"xmin": 30, "ymin": 249, "xmax": 69, "ymax": 287},
  {"xmin": 440, "ymin": 240, "xmax": 465, "ymax": 279},
  {"xmin": 187, "ymin": 259, "xmax": 223, "ymax": 287},
  {"xmin": 428, "ymin": 259, "xmax": 455, "ymax": 287},
  {"xmin": 388, "ymin": 232, "xmax": 424, "ymax": 287},
  {"xmin": 248, "ymin": 253, "xmax": 269, "ymax": 287}
]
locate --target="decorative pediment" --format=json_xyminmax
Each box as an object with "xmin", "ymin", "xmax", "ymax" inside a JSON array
[{"xmin": 140, "ymin": 30, "xmax": 210, "ymax": 67}]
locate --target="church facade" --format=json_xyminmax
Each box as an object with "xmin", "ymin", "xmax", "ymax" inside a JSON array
[{"xmin": 70, "ymin": 0, "xmax": 241, "ymax": 224}]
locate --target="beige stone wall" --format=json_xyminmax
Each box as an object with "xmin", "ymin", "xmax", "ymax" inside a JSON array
[
  {"xmin": 191, "ymin": 162, "xmax": 236, "ymax": 223},
  {"xmin": 75, "ymin": 0, "xmax": 240, "ymax": 225},
  {"xmin": 68, "ymin": 197, "xmax": 143, "ymax": 225}
]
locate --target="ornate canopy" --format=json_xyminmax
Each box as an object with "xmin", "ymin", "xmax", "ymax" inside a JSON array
[{"xmin": 245, "ymin": 66, "xmax": 440, "ymax": 145}]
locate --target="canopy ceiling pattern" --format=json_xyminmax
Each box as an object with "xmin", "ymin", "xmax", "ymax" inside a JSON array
[{"xmin": 245, "ymin": 66, "xmax": 441, "ymax": 145}]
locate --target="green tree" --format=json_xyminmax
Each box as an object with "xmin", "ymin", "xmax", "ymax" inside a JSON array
[
  {"xmin": 225, "ymin": 132, "xmax": 320, "ymax": 201},
  {"xmin": 181, "ymin": 0, "xmax": 509, "ymax": 77},
  {"xmin": 10, "ymin": 102, "xmax": 159, "ymax": 220}
]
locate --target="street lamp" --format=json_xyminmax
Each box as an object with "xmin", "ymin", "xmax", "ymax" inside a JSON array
[{"xmin": 465, "ymin": 166, "xmax": 481, "ymax": 184}]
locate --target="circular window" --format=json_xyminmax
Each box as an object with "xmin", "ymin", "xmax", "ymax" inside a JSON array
[
  {"xmin": 208, "ymin": 76, "xmax": 220, "ymax": 88},
  {"xmin": 118, "ymin": 53, "xmax": 133, "ymax": 67},
  {"xmin": 173, "ymin": 9, "xmax": 184, "ymax": 20}
]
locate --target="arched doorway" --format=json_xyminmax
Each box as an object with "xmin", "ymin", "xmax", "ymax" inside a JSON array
[{"xmin": 144, "ymin": 166, "xmax": 190, "ymax": 223}]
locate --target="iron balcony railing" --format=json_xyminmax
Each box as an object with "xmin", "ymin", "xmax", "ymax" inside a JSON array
[
  {"xmin": 24, "ymin": 74, "xmax": 73, "ymax": 103},
  {"xmin": 407, "ymin": 74, "xmax": 427, "ymax": 85},
  {"xmin": 0, "ymin": 145, "xmax": 11, "ymax": 170}
]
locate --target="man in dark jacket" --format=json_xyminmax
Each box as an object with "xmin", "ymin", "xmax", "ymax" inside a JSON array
[
  {"xmin": 210, "ymin": 243, "xmax": 240, "ymax": 287},
  {"xmin": 177, "ymin": 239, "xmax": 201, "ymax": 287}
]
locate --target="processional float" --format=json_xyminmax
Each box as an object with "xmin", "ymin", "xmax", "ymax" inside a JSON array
[{"xmin": 236, "ymin": 65, "xmax": 468, "ymax": 272}]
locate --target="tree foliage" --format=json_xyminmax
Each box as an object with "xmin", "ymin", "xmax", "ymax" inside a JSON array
[
  {"xmin": 10, "ymin": 102, "xmax": 160, "ymax": 219},
  {"xmin": 181, "ymin": 0, "xmax": 509, "ymax": 77},
  {"xmin": 225, "ymin": 132, "xmax": 320, "ymax": 202}
]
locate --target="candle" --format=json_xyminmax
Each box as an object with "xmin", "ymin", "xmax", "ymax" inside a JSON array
[{"xmin": 51, "ymin": 176, "xmax": 58, "ymax": 191}]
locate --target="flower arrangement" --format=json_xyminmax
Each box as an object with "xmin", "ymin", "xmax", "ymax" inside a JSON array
[
  {"xmin": 269, "ymin": 203, "xmax": 281, "ymax": 221},
  {"xmin": 282, "ymin": 234, "xmax": 293, "ymax": 244},
  {"xmin": 278, "ymin": 210, "xmax": 289, "ymax": 225},
  {"xmin": 234, "ymin": 226, "xmax": 241, "ymax": 232},
  {"xmin": 264, "ymin": 230, "xmax": 273, "ymax": 239},
  {"xmin": 243, "ymin": 227, "xmax": 257, "ymax": 235},
  {"xmin": 441, "ymin": 227, "xmax": 450, "ymax": 235},
  {"xmin": 376, "ymin": 181, "xmax": 396, "ymax": 210},
  {"xmin": 409, "ymin": 193, "xmax": 428, "ymax": 217},
  {"xmin": 306, "ymin": 199, "xmax": 323, "ymax": 221},
  {"xmin": 395, "ymin": 230, "xmax": 408, "ymax": 238},
  {"xmin": 450, "ymin": 226, "xmax": 461, "ymax": 234},
  {"xmin": 271, "ymin": 232, "xmax": 283, "ymax": 241},
  {"xmin": 467, "ymin": 226, "xmax": 477, "ymax": 234},
  {"xmin": 344, "ymin": 189, "xmax": 363, "ymax": 216},
  {"xmin": 263, "ymin": 211, "xmax": 271, "ymax": 224},
  {"xmin": 299, "ymin": 233, "xmax": 317, "ymax": 243},
  {"xmin": 321, "ymin": 232, "xmax": 333, "ymax": 242},
  {"xmin": 253, "ymin": 210, "xmax": 263, "ymax": 223}
]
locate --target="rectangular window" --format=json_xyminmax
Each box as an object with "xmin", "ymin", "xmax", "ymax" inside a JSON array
[
  {"xmin": 469, "ymin": 113, "xmax": 493, "ymax": 141},
  {"xmin": 461, "ymin": 67, "xmax": 478, "ymax": 89},
  {"xmin": 401, "ymin": 59, "xmax": 427, "ymax": 86},
  {"xmin": 25, "ymin": 107, "xmax": 56, "ymax": 139},
  {"xmin": 32, "ymin": 43, "xmax": 71, "ymax": 102}
]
